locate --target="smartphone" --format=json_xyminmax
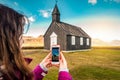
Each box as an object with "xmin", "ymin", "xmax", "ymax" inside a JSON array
[{"xmin": 51, "ymin": 45, "xmax": 60, "ymax": 64}]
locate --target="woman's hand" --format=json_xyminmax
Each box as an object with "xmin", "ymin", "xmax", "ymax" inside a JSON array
[
  {"xmin": 40, "ymin": 52, "xmax": 68, "ymax": 72},
  {"xmin": 59, "ymin": 52, "xmax": 68, "ymax": 69},
  {"xmin": 40, "ymin": 53, "xmax": 52, "ymax": 70},
  {"xmin": 52, "ymin": 52, "xmax": 69, "ymax": 72}
]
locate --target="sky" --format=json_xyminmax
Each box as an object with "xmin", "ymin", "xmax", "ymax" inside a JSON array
[{"xmin": 0, "ymin": 0, "xmax": 120, "ymax": 42}]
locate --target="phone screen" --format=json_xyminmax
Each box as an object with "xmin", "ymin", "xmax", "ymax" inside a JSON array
[{"xmin": 52, "ymin": 47, "xmax": 59, "ymax": 62}]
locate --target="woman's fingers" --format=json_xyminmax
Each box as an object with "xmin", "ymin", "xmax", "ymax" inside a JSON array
[
  {"xmin": 45, "ymin": 53, "xmax": 52, "ymax": 59},
  {"xmin": 60, "ymin": 52, "xmax": 66, "ymax": 63},
  {"xmin": 42, "ymin": 53, "xmax": 52, "ymax": 62},
  {"xmin": 59, "ymin": 52, "xmax": 68, "ymax": 69},
  {"xmin": 52, "ymin": 64, "xmax": 60, "ymax": 68}
]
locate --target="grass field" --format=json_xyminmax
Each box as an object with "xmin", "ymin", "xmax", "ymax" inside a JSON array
[{"xmin": 23, "ymin": 47, "xmax": 120, "ymax": 80}]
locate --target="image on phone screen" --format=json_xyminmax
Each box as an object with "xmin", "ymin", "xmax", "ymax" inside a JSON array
[{"xmin": 52, "ymin": 47, "xmax": 59, "ymax": 62}]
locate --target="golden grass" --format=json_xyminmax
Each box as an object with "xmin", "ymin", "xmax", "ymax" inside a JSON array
[{"xmin": 23, "ymin": 47, "xmax": 120, "ymax": 80}]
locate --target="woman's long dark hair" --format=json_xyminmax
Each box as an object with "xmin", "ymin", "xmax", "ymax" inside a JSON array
[{"xmin": 0, "ymin": 4, "xmax": 33, "ymax": 80}]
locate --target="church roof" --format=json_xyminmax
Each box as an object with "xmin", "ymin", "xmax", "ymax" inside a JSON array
[
  {"xmin": 55, "ymin": 22, "xmax": 90, "ymax": 38},
  {"xmin": 45, "ymin": 4, "xmax": 90, "ymax": 38}
]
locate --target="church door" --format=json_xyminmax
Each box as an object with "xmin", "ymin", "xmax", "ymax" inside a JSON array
[{"xmin": 50, "ymin": 32, "xmax": 57, "ymax": 46}]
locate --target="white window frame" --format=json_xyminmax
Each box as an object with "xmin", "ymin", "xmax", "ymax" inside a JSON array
[
  {"xmin": 71, "ymin": 36, "xmax": 75, "ymax": 45},
  {"xmin": 50, "ymin": 32, "xmax": 57, "ymax": 46},
  {"xmin": 80, "ymin": 37, "xmax": 83, "ymax": 45},
  {"xmin": 87, "ymin": 38, "xmax": 89, "ymax": 46}
]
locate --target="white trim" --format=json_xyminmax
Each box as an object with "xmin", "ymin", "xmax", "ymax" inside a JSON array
[
  {"xmin": 50, "ymin": 32, "xmax": 57, "ymax": 46},
  {"xmin": 87, "ymin": 38, "xmax": 89, "ymax": 46},
  {"xmin": 59, "ymin": 68, "xmax": 69, "ymax": 72},
  {"xmin": 41, "ymin": 72, "xmax": 47, "ymax": 76},
  {"xmin": 71, "ymin": 36, "xmax": 75, "ymax": 45},
  {"xmin": 80, "ymin": 37, "xmax": 83, "ymax": 45}
]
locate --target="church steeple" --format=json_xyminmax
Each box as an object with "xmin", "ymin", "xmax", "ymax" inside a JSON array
[{"xmin": 52, "ymin": 4, "xmax": 60, "ymax": 22}]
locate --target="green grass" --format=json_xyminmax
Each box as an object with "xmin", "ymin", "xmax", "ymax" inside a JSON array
[{"xmin": 23, "ymin": 47, "xmax": 120, "ymax": 80}]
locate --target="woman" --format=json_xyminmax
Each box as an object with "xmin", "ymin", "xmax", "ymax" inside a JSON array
[{"xmin": 0, "ymin": 4, "xmax": 72, "ymax": 80}]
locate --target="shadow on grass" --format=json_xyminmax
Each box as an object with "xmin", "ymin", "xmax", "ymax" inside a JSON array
[{"xmin": 70, "ymin": 65, "xmax": 120, "ymax": 80}]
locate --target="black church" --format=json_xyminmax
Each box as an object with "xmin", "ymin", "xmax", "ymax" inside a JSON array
[{"xmin": 44, "ymin": 4, "xmax": 91, "ymax": 51}]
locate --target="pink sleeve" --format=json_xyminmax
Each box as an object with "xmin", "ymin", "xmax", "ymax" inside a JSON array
[
  {"xmin": 58, "ymin": 71, "xmax": 72, "ymax": 80},
  {"xmin": 33, "ymin": 65, "xmax": 48, "ymax": 80}
]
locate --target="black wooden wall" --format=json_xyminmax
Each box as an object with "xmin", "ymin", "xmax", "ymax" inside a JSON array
[
  {"xmin": 66, "ymin": 35, "xmax": 91, "ymax": 51},
  {"xmin": 44, "ymin": 22, "xmax": 67, "ymax": 50}
]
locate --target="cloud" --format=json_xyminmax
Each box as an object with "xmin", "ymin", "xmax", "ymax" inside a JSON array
[
  {"xmin": 24, "ymin": 16, "xmax": 35, "ymax": 24},
  {"xmin": 88, "ymin": 0, "xmax": 97, "ymax": 5},
  {"xmin": 38, "ymin": 9, "xmax": 52, "ymax": 18},
  {"xmin": 28, "ymin": 16, "xmax": 35, "ymax": 22},
  {"xmin": 14, "ymin": 2, "xmax": 18, "ymax": 6}
]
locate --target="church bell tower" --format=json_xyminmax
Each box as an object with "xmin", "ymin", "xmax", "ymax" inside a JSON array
[{"xmin": 52, "ymin": 4, "xmax": 60, "ymax": 22}]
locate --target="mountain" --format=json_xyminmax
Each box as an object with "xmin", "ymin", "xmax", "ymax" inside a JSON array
[
  {"xmin": 92, "ymin": 39, "xmax": 120, "ymax": 46},
  {"xmin": 110, "ymin": 40, "xmax": 120, "ymax": 46},
  {"xmin": 22, "ymin": 35, "xmax": 120, "ymax": 47},
  {"xmin": 22, "ymin": 35, "xmax": 44, "ymax": 47},
  {"xmin": 92, "ymin": 39, "xmax": 110, "ymax": 46}
]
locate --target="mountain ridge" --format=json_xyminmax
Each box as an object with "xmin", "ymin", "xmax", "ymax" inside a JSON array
[{"xmin": 23, "ymin": 35, "xmax": 120, "ymax": 47}]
